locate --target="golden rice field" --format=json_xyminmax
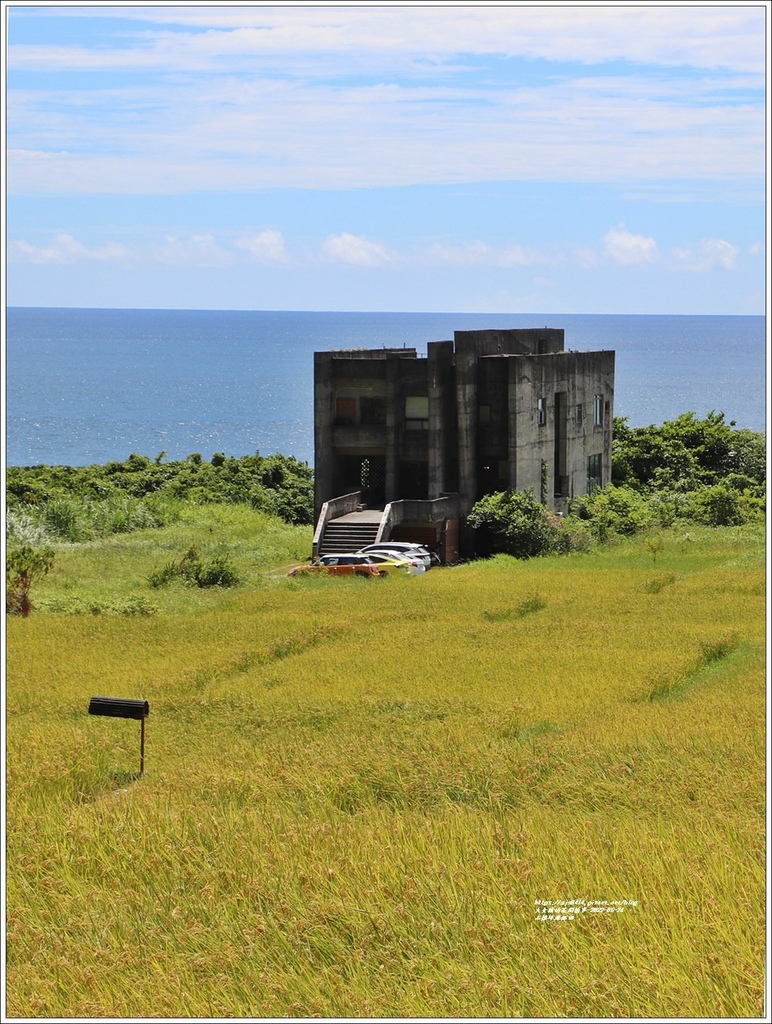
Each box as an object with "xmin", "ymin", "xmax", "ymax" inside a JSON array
[{"xmin": 5, "ymin": 516, "xmax": 766, "ymax": 1018}]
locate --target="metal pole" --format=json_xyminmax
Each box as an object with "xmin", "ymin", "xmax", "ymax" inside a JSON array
[{"xmin": 140, "ymin": 716, "xmax": 145, "ymax": 775}]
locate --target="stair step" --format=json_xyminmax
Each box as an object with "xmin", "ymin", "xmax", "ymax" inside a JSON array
[{"xmin": 319, "ymin": 518, "xmax": 380, "ymax": 555}]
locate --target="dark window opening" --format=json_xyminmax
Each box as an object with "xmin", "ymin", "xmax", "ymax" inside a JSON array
[
  {"xmin": 400, "ymin": 460, "xmax": 428, "ymax": 499},
  {"xmin": 360, "ymin": 396, "xmax": 387, "ymax": 425},
  {"xmin": 477, "ymin": 459, "xmax": 501, "ymax": 498},
  {"xmin": 587, "ymin": 453, "xmax": 602, "ymax": 492},
  {"xmin": 554, "ymin": 391, "xmax": 568, "ymax": 497}
]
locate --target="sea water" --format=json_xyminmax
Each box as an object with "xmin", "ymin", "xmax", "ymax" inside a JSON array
[{"xmin": 5, "ymin": 308, "xmax": 766, "ymax": 467}]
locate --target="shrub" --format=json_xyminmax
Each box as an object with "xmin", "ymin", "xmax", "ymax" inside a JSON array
[
  {"xmin": 194, "ymin": 556, "xmax": 241, "ymax": 588},
  {"xmin": 468, "ymin": 489, "xmax": 562, "ymax": 558},
  {"xmin": 6, "ymin": 545, "xmax": 55, "ymax": 615},
  {"xmin": 41, "ymin": 496, "xmax": 89, "ymax": 542},
  {"xmin": 6, "ymin": 451, "xmax": 315, "ymax": 529},
  {"xmin": 147, "ymin": 547, "xmax": 241, "ymax": 589},
  {"xmin": 575, "ymin": 485, "xmax": 655, "ymax": 538},
  {"xmin": 6, "ymin": 509, "xmax": 51, "ymax": 548},
  {"xmin": 688, "ymin": 485, "xmax": 763, "ymax": 528},
  {"xmin": 89, "ymin": 496, "xmax": 160, "ymax": 536}
]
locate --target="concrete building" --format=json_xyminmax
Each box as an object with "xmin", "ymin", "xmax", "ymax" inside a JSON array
[{"xmin": 313, "ymin": 328, "xmax": 614, "ymax": 562}]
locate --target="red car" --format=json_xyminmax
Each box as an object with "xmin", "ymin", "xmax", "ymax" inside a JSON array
[{"xmin": 288, "ymin": 554, "xmax": 385, "ymax": 578}]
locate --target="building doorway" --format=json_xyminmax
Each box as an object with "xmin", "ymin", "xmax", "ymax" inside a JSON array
[{"xmin": 399, "ymin": 460, "xmax": 428, "ymax": 499}]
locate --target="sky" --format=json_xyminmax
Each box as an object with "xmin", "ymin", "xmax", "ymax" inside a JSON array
[{"xmin": 3, "ymin": 2, "xmax": 768, "ymax": 314}]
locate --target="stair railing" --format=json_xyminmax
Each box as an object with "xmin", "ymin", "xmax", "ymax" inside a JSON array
[{"xmin": 312, "ymin": 491, "xmax": 363, "ymax": 560}]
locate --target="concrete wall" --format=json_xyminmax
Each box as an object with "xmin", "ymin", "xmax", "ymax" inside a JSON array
[
  {"xmin": 508, "ymin": 350, "xmax": 614, "ymax": 508},
  {"xmin": 454, "ymin": 328, "xmax": 564, "ymax": 356}
]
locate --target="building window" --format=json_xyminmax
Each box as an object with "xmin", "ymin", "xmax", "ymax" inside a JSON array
[
  {"xmin": 594, "ymin": 394, "xmax": 604, "ymax": 426},
  {"xmin": 587, "ymin": 453, "xmax": 602, "ymax": 492},
  {"xmin": 405, "ymin": 395, "xmax": 429, "ymax": 430},
  {"xmin": 576, "ymin": 403, "xmax": 583, "ymax": 427},
  {"xmin": 335, "ymin": 397, "xmax": 356, "ymax": 426},
  {"xmin": 537, "ymin": 397, "xmax": 546, "ymax": 426},
  {"xmin": 360, "ymin": 396, "xmax": 386, "ymax": 425}
]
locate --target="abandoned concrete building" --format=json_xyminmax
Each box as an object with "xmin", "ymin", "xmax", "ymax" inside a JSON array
[{"xmin": 313, "ymin": 328, "xmax": 614, "ymax": 563}]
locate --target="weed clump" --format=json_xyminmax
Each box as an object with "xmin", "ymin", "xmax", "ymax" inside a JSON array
[
  {"xmin": 482, "ymin": 594, "xmax": 546, "ymax": 621},
  {"xmin": 643, "ymin": 573, "xmax": 677, "ymax": 594},
  {"xmin": 40, "ymin": 595, "xmax": 159, "ymax": 616},
  {"xmin": 645, "ymin": 633, "xmax": 741, "ymax": 702},
  {"xmin": 147, "ymin": 547, "xmax": 241, "ymax": 589}
]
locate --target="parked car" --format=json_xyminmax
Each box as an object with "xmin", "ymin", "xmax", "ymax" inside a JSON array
[
  {"xmin": 288, "ymin": 554, "xmax": 384, "ymax": 578},
  {"xmin": 358, "ymin": 542, "xmax": 435, "ymax": 569},
  {"xmin": 362, "ymin": 551, "xmax": 426, "ymax": 575}
]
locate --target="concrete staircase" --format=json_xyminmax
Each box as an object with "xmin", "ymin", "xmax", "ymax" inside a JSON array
[{"xmin": 317, "ymin": 509, "xmax": 384, "ymax": 557}]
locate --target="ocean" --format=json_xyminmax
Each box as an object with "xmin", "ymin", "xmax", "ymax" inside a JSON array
[{"xmin": 5, "ymin": 308, "xmax": 766, "ymax": 468}]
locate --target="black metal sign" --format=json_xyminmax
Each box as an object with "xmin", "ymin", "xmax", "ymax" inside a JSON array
[{"xmin": 88, "ymin": 696, "xmax": 150, "ymax": 774}]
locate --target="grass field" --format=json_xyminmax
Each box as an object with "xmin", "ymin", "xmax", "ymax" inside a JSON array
[{"xmin": 5, "ymin": 513, "xmax": 766, "ymax": 1018}]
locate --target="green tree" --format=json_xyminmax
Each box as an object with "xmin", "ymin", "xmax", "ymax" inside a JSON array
[
  {"xmin": 612, "ymin": 412, "xmax": 765, "ymax": 492},
  {"xmin": 6, "ymin": 545, "xmax": 55, "ymax": 615}
]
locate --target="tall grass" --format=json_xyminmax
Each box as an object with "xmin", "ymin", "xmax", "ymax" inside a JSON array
[{"xmin": 5, "ymin": 521, "xmax": 765, "ymax": 1017}]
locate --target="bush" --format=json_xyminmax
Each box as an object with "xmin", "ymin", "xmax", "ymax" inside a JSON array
[
  {"xmin": 6, "ymin": 451, "xmax": 315, "ymax": 529},
  {"xmin": 194, "ymin": 555, "xmax": 241, "ymax": 588},
  {"xmin": 6, "ymin": 544, "xmax": 55, "ymax": 615},
  {"xmin": 41, "ymin": 496, "xmax": 89, "ymax": 542},
  {"xmin": 147, "ymin": 547, "xmax": 241, "ymax": 589},
  {"xmin": 468, "ymin": 489, "xmax": 562, "ymax": 558},
  {"xmin": 6, "ymin": 509, "xmax": 52, "ymax": 548},
  {"xmin": 89, "ymin": 496, "xmax": 160, "ymax": 536},
  {"xmin": 574, "ymin": 485, "xmax": 655, "ymax": 539},
  {"xmin": 688, "ymin": 485, "xmax": 764, "ymax": 528}
]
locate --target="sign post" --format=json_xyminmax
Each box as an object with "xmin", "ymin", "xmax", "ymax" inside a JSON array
[{"xmin": 88, "ymin": 697, "xmax": 150, "ymax": 775}]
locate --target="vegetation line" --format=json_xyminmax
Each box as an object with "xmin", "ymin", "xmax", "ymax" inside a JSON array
[{"xmin": 644, "ymin": 635, "xmax": 747, "ymax": 703}]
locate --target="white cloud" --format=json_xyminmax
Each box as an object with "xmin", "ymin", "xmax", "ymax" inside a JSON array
[
  {"xmin": 8, "ymin": 233, "xmax": 133, "ymax": 264},
  {"xmin": 234, "ymin": 230, "xmax": 289, "ymax": 264},
  {"xmin": 603, "ymin": 226, "xmax": 659, "ymax": 265},
  {"xmin": 9, "ymin": 7, "xmax": 765, "ymax": 73},
  {"xmin": 598, "ymin": 230, "xmax": 742, "ymax": 272},
  {"xmin": 149, "ymin": 234, "xmax": 234, "ymax": 267},
  {"xmin": 7, "ymin": 64, "xmax": 763, "ymax": 196},
  {"xmin": 670, "ymin": 238, "xmax": 739, "ymax": 271},
  {"xmin": 321, "ymin": 233, "xmax": 395, "ymax": 267},
  {"xmin": 6, "ymin": 6, "xmax": 765, "ymax": 198},
  {"xmin": 423, "ymin": 240, "xmax": 545, "ymax": 268}
]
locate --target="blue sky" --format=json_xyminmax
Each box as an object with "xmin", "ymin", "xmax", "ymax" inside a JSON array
[{"xmin": 4, "ymin": 3, "xmax": 767, "ymax": 313}]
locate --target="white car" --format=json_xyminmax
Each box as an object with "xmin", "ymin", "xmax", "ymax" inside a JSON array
[{"xmin": 358, "ymin": 542, "xmax": 434, "ymax": 570}]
